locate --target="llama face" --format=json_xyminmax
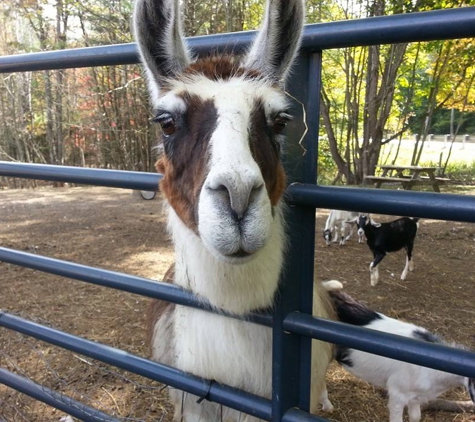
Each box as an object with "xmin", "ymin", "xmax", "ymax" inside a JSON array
[
  {"xmin": 155, "ymin": 67, "xmax": 287, "ymax": 261},
  {"xmin": 134, "ymin": 0, "xmax": 304, "ymax": 262}
]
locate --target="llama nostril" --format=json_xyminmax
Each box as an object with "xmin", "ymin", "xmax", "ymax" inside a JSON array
[{"xmin": 214, "ymin": 184, "xmax": 227, "ymax": 192}]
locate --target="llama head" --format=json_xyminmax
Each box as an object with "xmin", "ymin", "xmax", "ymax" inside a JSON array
[{"xmin": 134, "ymin": 0, "xmax": 304, "ymax": 262}]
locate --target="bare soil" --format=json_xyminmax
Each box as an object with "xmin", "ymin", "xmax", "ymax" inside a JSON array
[{"xmin": 0, "ymin": 186, "xmax": 475, "ymax": 422}]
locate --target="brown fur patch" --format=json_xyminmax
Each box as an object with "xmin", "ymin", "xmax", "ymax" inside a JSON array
[
  {"xmin": 156, "ymin": 94, "xmax": 217, "ymax": 231},
  {"xmin": 184, "ymin": 55, "xmax": 265, "ymax": 82},
  {"xmin": 249, "ymin": 100, "xmax": 287, "ymax": 206},
  {"xmin": 146, "ymin": 265, "xmax": 176, "ymax": 356}
]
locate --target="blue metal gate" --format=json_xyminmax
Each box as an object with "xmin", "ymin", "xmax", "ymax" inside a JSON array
[{"xmin": 1, "ymin": 6, "xmax": 475, "ymax": 421}]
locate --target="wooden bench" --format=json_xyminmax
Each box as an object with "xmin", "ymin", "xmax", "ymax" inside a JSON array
[
  {"xmin": 365, "ymin": 165, "xmax": 451, "ymax": 192},
  {"xmin": 364, "ymin": 176, "xmax": 416, "ymax": 189},
  {"xmin": 418, "ymin": 175, "xmax": 451, "ymax": 183},
  {"xmin": 364, "ymin": 175, "xmax": 450, "ymax": 191}
]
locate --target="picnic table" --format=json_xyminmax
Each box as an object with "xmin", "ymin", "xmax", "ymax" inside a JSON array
[{"xmin": 364, "ymin": 165, "xmax": 450, "ymax": 192}]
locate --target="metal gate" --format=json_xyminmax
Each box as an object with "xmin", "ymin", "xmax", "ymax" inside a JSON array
[{"xmin": 1, "ymin": 7, "xmax": 475, "ymax": 422}]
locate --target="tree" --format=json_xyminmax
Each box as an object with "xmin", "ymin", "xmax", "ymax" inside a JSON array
[{"xmin": 319, "ymin": 0, "xmax": 475, "ymax": 185}]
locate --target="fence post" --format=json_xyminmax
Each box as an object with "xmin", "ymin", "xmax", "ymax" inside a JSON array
[
  {"xmin": 272, "ymin": 51, "xmax": 322, "ymax": 419},
  {"xmin": 462, "ymin": 134, "xmax": 469, "ymax": 149},
  {"xmin": 444, "ymin": 133, "xmax": 451, "ymax": 149}
]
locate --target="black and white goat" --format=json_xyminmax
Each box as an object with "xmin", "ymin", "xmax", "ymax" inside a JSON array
[
  {"xmin": 326, "ymin": 282, "xmax": 475, "ymax": 422},
  {"xmin": 323, "ymin": 210, "xmax": 364, "ymax": 246},
  {"xmin": 354, "ymin": 214, "xmax": 418, "ymax": 286}
]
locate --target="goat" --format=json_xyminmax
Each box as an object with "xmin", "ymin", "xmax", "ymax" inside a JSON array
[
  {"xmin": 323, "ymin": 210, "xmax": 364, "ymax": 246},
  {"xmin": 134, "ymin": 0, "xmax": 335, "ymax": 420},
  {"xmin": 353, "ymin": 214, "xmax": 418, "ymax": 286},
  {"xmin": 326, "ymin": 281, "xmax": 475, "ymax": 422}
]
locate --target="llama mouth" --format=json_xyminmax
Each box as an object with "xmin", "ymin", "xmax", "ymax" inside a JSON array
[{"xmin": 226, "ymin": 249, "xmax": 253, "ymax": 259}]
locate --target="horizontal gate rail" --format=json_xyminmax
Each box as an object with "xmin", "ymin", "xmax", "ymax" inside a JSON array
[
  {"xmin": 287, "ymin": 184, "xmax": 475, "ymax": 223},
  {"xmin": 0, "ymin": 368, "xmax": 120, "ymax": 422},
  {"xmin": 0, "ymin": 161, "xmax": 161, "ymax": 191},
  {"xmin": 3, "ymin": 162, "xmax": 475, "ymax": 223},
  {"xmin": 283, "ymin": 313, "xmax": 475, "ymax": 379},
  {"xmin": 1, "ymin": 311, "xmax": 318, "ymax": 422},
  {"xmin": 1, "ymin": 7, "xmax": 475, "ymax": 73},
  {"xmin": 0, "ymin": 247, "xmax": 272, "ymax": 327}
]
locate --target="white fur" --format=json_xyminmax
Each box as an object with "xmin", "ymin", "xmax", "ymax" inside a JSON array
[
  {"xmin": 323, "ymin": 210, "xmax": 363, "ymax": 246},
  {"xmin": 150, "ymin": 205, "xmax": 333, "ymax": 420},
  {"xmin": 322, "ymin": 280, "xmax": 344, "ymax": 291},
  {"xmin": 169, "ymin": 206, "xmax": 284, "ymax": 312},
  {"xmin": 341, "ymin": 315, "xmax": 470, "ymax": 422},
  {"xmin": 155, "ymin": 92, "xmax": 187, "ymax": 114}
]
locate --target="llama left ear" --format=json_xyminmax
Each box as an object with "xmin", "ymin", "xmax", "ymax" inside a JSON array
[
  {"xmin": 133, "ymin": 0, "xmax": 191, "ymax": 98},
  {"xmin": 244, "ymin": 0, "xmax": 305, "ymax": 84}
]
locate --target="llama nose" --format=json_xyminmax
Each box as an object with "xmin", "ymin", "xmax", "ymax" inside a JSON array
[{"xmin": 208, "ymin": 174, "xmax": 264, "ymax": 220}]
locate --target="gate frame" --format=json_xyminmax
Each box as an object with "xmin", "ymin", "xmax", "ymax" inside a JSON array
[{"xmin": 1, "ymin": 6, "xmax": 475, "ymax": 422}]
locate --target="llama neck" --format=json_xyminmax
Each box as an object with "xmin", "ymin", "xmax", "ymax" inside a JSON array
[{"xmin": 167, "ymin": 205, "xmax": 286, "ymax": 315}]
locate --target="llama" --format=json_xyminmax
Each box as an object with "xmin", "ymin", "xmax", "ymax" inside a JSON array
[{"xmin": 134, "ymin": 0, "xmax": 335, "ymax": 420}]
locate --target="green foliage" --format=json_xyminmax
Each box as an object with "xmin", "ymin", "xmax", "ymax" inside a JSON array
[
  {"xmin": 419, "ymin": 159, "xmax": 475, "ymax": 184},
  {"xmin": 442, "ymin": 161, "xmax": 475, "ymax": 183},
  {"xmin": 317, "ymin": 136, "xmax": 338, "ymax": 185}
]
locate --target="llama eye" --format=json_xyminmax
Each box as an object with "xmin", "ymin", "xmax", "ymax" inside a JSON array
[
  {"xmin": 273, "ymin": 113, "xmax": 291, "ymax": 134},
  {"xmin": 153, "ymin": 113, "xmax": 177, "ymax": 136}
]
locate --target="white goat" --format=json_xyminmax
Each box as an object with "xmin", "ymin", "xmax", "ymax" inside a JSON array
[
  {"xmin": 327, "ymin": 282, "xmax": 475, "ymax": 422},
  {"xmin": 323, "ymin": 210, "xmax": 363, "ymax": 246}
]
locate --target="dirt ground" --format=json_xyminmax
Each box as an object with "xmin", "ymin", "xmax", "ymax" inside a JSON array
[{"xmin": 1, "ymin": 186, "xmax": 475, "ymax": 422}]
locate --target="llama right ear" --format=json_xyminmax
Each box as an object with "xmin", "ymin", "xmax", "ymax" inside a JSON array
[
  {"xmin": 133, "ymin": 0, "xmax": 191, "ymax": 95},
  {"xmin": 244, "ymin": 0, "xmax": 305, "ymax": 84}
]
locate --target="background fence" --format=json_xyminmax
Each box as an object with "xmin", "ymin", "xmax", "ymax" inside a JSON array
[{"xmin": 2, "ymin": 6, "xmax": 475, "ymax": 422}]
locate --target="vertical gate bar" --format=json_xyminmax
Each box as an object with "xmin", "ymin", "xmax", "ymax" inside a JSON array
[
  {"xmin": 272, "ymin": 51, "xmax": 321, "ymax": 419},
  {"xmin": 299, "ymin": 51, "xmax": 323, "ymax": 408}
]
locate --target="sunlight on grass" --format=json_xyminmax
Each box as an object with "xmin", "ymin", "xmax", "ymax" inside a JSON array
[{"xmin": 381, "ymin": 139, "xmax": 475, "ymax": 167}]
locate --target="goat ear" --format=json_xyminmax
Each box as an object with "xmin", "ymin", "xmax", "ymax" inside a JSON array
[
  {"xmin": 370, "ymin": 220, "xmax": 381, "ymax": 228},
  {"xmin": 134, "ymin": 0, "xmax": 191, "ymax": 95},
  {"xmin": 347, "ymin": 217, "xmax": 359, "ymax": 224},
  {"xmin": 244, "ymin": 0, "xmax": 305, "ymax": 84}
]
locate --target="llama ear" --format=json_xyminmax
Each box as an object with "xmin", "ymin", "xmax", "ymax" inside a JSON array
[
  {"xmin": 244, "ymin": 0, "xmax": 305, "ymax": 84},
  {"xmin": 133, "ymin": 0, "xmax": 191, "ymax": 94}
]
